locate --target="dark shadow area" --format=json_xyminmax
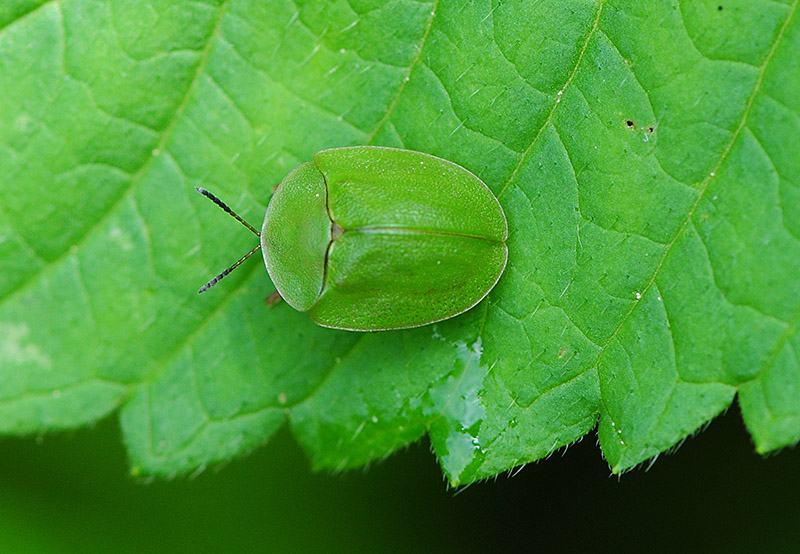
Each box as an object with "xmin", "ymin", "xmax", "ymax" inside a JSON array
[{"xmin": 0, "ymin": 405, "xmax": 797, "ymax": 553}]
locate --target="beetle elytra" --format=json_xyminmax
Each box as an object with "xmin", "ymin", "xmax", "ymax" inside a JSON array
[{"xmin": 197, "ymin": 146, "xmax": 507, "ymax": 331}]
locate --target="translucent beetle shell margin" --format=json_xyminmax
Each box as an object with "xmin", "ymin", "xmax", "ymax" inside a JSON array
[{"xmin": 198, "ymin": 146, "xmax": 508, "ymax": 332}]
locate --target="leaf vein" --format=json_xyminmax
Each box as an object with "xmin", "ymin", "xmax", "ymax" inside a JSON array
[
  {"xmin": 590, "ymin": 0, "xmax": 799, "ymax": 382},
  {"xmin": 0, "ymin": 0, "xmax": 232, "ymax": 307},
  {"xmin": 0, "ymin": 0, "xmax": 54, "ymax": 37},
  {"xmin": 497, "ymin": 0, "xmax": 606, "ymax": 199},
  {"xmin": 365, "ymin": 0, "xmax": 439, "ymax": 143}
]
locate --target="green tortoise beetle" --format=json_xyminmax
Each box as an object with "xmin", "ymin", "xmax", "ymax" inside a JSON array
[{"xmin": 197, "ymin": 146, "xmax": 508, "ymax": 331}]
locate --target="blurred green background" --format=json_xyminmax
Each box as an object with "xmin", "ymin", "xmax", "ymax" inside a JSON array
[{"xmin": 1, "ymin": 408, "xmax": 797, "ymax": 553}]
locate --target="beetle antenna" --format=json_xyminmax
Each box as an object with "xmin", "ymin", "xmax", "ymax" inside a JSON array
[
  {"xmin": 195, "ymin": 187, "xmax": 260, "ymax": 236},
  {"xmin": 198, "ymin": 243, "xmax": 262, "ymax": 293}
]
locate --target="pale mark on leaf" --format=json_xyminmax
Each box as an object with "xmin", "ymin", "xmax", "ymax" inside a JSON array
[
  {"xmin": 0, "ymin": 322, "xmax": 52, "ymax": 368},
  {"xmin": 109, "ymin": 226, "xmax": 135, "ymax": 251}
]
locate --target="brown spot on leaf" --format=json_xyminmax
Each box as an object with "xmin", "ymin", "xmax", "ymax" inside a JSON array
[{"xmin": 265, "ymin": 292, "xmax": 283, "ymax": 306}]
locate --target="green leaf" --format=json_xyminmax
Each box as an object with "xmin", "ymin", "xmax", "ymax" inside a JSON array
[{"xmin": 1, "ymin": 0, "xmax": 798, "ymax": 485}]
